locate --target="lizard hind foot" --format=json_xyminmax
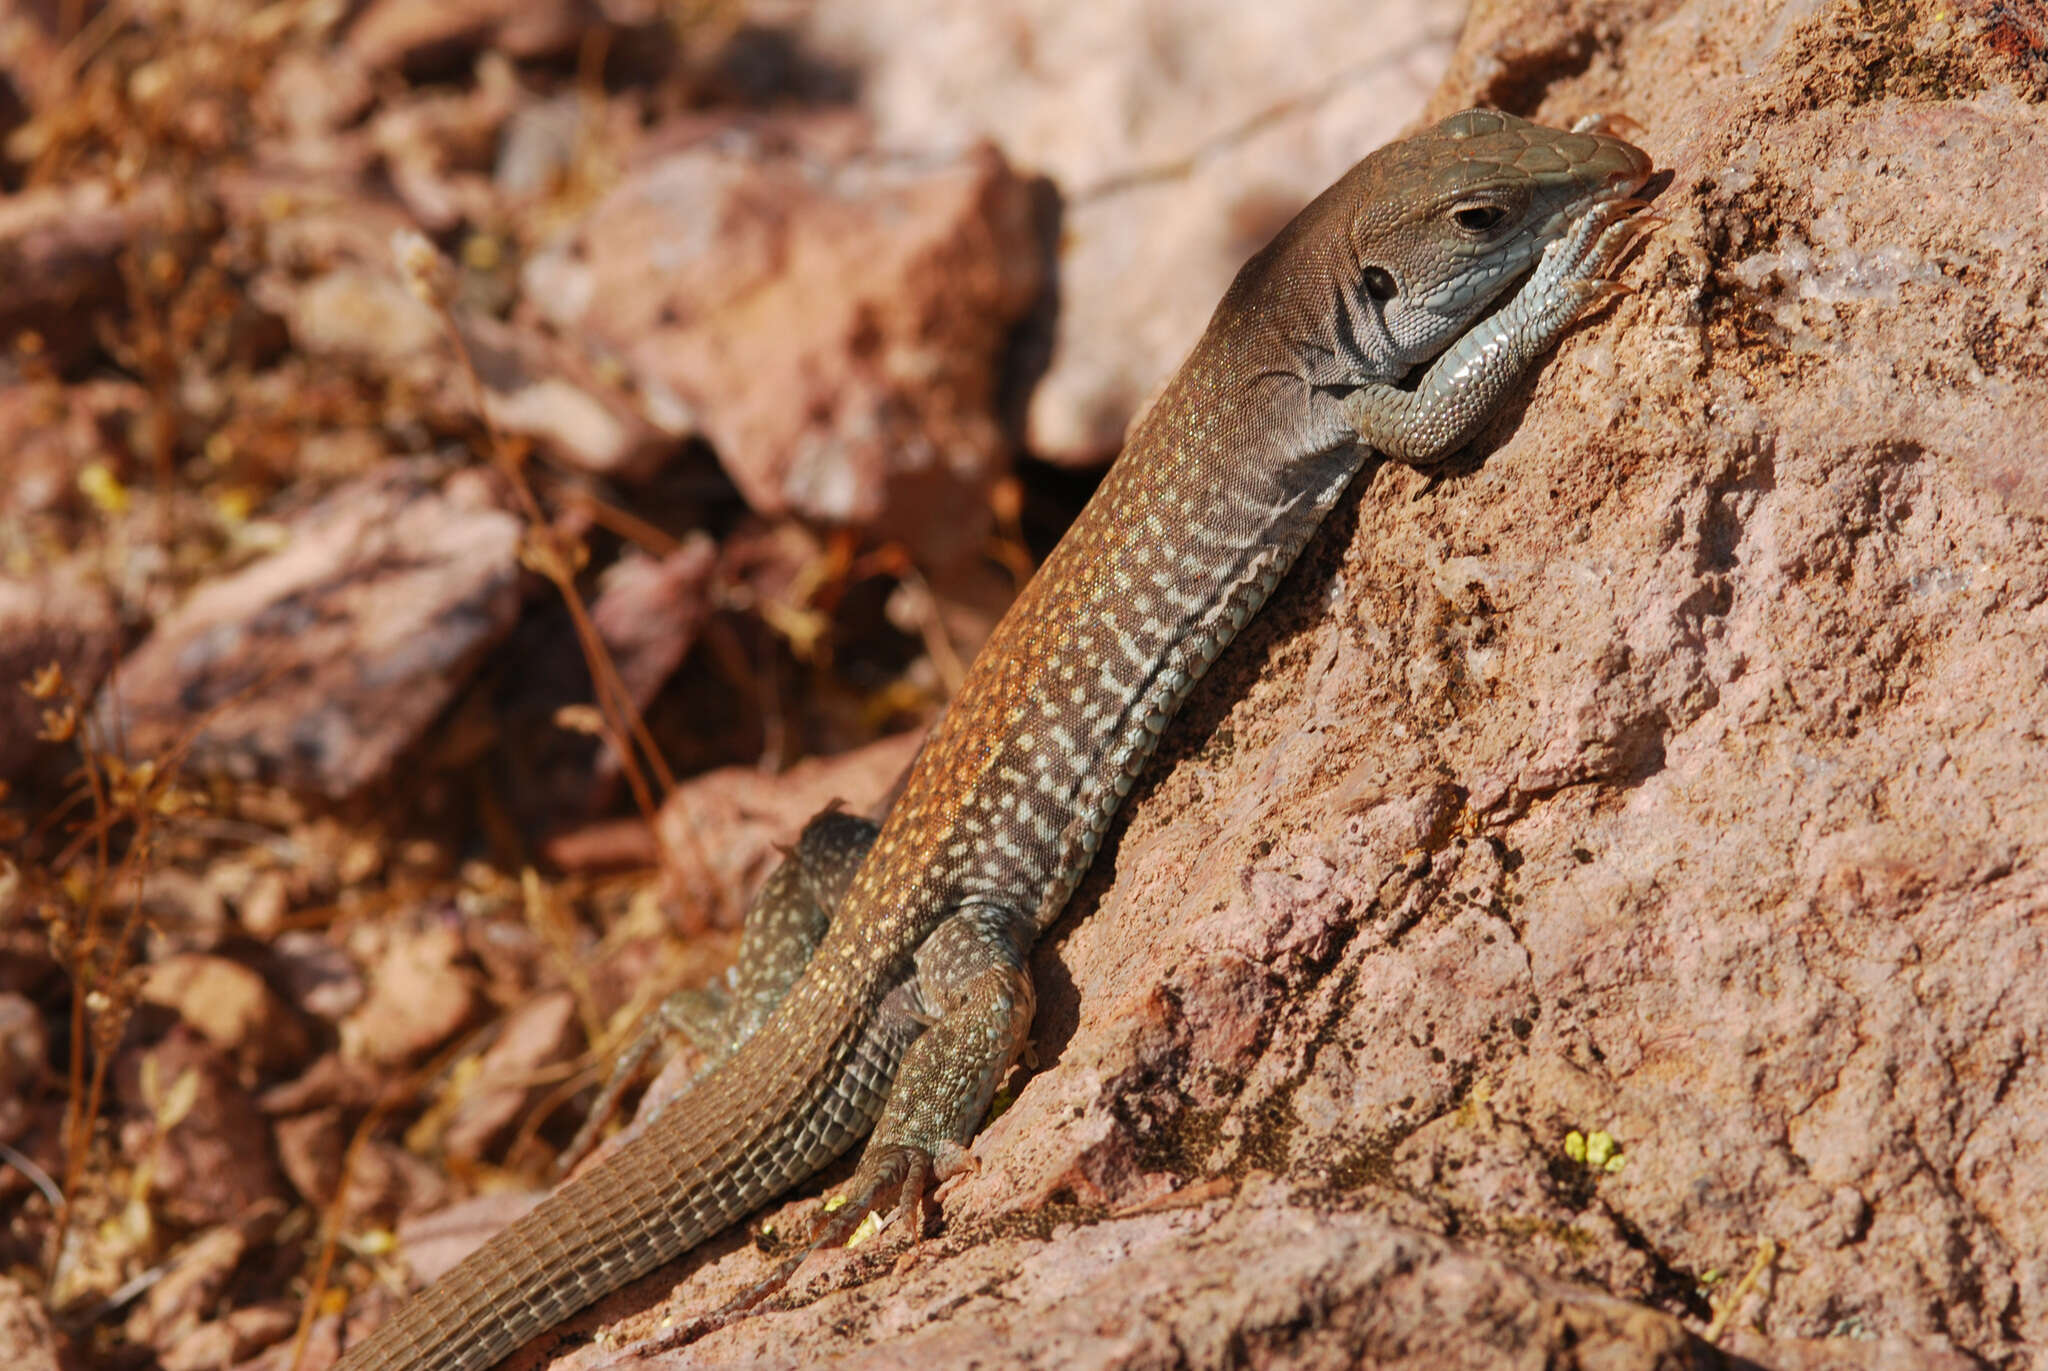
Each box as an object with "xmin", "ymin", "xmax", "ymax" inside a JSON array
[{"xmin": 822, "ymin": 1142, "xmax": 937, "ymax": 1250}]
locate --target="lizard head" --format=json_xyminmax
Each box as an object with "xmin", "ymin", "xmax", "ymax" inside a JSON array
[{"xmin": 1341, "ymin": 107, "xmax": 1651, "ymax": 375}]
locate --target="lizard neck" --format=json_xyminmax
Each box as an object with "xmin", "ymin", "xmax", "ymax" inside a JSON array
[
  {"xmin": 1020, "ymin": 372, "xmax": 1364, "ymax": 924},
  {"xmin": 833, "ymin": 354, "xmax": 1364, "ymax": 965}
]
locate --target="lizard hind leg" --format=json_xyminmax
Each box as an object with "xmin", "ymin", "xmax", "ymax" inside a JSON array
[
  {"xmin": 621, "ymin": 900, "xmax": 1037, "ymax": 1358},
  {"xmin": 555, "ymin": 809, "xmax": 881, "ymax": 1178},
  {"xmin": 763, "ymin": 903, "xmax": 1038, "ymax": 1287},
  {"xmin": 828, "ymin": 900, "xmax": 1039, "ymax": 1240}
]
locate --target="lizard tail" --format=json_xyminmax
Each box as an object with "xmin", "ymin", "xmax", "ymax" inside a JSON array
[{"xmin": 334, "ymin": 991, "xmax": 874, "ymax": 1371}]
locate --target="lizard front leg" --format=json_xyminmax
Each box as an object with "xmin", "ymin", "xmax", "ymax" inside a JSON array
[{"xmin": 1343, "ymin": 195, "xmax": 1651, "ymax": 467}]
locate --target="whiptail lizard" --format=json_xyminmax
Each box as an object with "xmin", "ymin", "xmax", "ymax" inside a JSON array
[{"xmin": 335, "ymin": 108, "xmax": 1654, "ymax": 1371}]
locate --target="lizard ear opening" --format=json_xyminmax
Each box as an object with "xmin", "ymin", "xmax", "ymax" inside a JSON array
[{"xmin": 1361, "ymin": 266, "xmax": 1397, "ymax": 301}]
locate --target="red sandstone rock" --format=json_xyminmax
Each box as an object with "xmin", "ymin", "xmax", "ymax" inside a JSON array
[{"xmin": 523, "ymin": 117, "xmax": 1044, "ymax": 566}]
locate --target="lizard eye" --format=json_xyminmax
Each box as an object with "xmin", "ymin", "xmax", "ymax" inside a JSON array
[
  {"xmin": 1361, "ymin": 266, "xmax": 1397, "ymax": 301},
  {"xmin": 1453, "ymin": 204, "xmax": 1508, "ymax": 233}
]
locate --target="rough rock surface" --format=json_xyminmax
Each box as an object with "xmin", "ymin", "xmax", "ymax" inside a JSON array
[
  {"xmin": 796, "ymin": 0, "xmax": 1467, "ymax": 463},
  {"xmin": 402, "ymin": 2, "xmax": 2047, "ymax": 1368},
  {"xmin": 560, "ymin": 1190, "xmax": 1706, "ymax": 1371}
]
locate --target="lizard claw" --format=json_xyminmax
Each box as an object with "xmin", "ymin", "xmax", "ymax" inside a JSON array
[
  {"xmin": 838, "ymin": 1143, "xmax": 935, "ymax": 1246},
  {"xmin": 1570, "ymin": 112, "xmax": 1646, "ymax": 140}
]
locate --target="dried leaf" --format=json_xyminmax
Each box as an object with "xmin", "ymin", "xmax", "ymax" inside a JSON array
[
  {"xmin": 24, "ymin": 661, "xmax": 66, "ymax": 700},
  {"xmin": 79, "ymin": 461, "xmax": 131, "ymax": 515},
  {"xmin": 157, "ymin": 1067, "xmax": 202, "ymax": 1131},
  {"xmin": 552, "ymin": 704, "xmax": 607, "ymax": 737},
  {"xmin": 37, "ymin": 703, "xmax": 78, "ymax": 743}
]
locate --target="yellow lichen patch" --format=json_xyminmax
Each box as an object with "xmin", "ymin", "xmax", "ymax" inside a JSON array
[{"xmin": 1563, "ymin": 1128, "xmax": 1626, "ymax": 1173}]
